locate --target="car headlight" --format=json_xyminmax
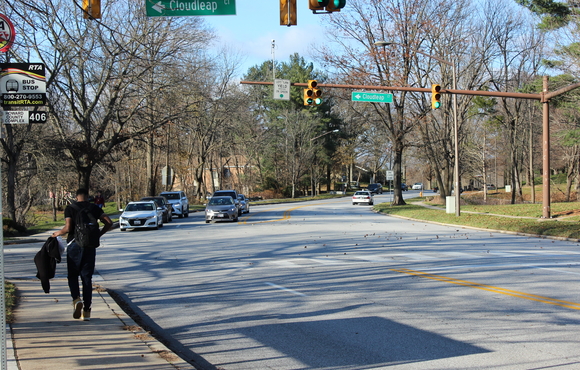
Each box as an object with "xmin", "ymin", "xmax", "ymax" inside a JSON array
[
  {"xmin": 230, "ymin": 207, "xmax": 236, "ymax": 212},
  {"xmin": 145, "ymin": 215, "xmax": 155, "ymax": 219}
]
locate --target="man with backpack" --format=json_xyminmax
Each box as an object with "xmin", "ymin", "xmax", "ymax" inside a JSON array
[{"xmin": 52, "ymin": 188, "xmax": 113, "ymax": 321}]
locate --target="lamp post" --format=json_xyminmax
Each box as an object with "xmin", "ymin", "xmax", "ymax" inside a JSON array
[
  {"xmin": 310, "ymin": 129, "xmax": 340, "ymax": 142},
  {"xmin": 309, "ymin": 129, "xmax": 339, "ymax": 196},
  {"xmin": 374, "ymin": 40, "xmax": 460, "ymax": 216}
]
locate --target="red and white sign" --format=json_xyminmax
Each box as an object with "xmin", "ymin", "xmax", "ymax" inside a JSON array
[{"xmin": 0, "ymin": 13, "xmax": 15, "ymax": 53}]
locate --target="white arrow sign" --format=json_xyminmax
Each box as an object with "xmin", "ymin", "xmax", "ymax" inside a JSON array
[{"xmin": 152, "ymin": 1, "xmax": 166, "ymax": 13}]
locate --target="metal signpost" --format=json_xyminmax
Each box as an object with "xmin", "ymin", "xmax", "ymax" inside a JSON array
[
  {"xmin": 0, "ymin": 13, "xmax": 17, "ymax": 370},
  {"xmin": 273, "ymin": 79, "xmax": 290, "ymax": 100},
  {"xmin": 386, "ymin": 170, "xmax": 394, "ymax": 203},
  {"xmin": 351, "ymin": 91, "xmax": 393, "ymax": 103},
  {"xmin": 146, "ymin": 0, "xmax": 236, "ymax": 16}
]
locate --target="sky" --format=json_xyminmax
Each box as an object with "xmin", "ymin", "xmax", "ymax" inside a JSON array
[{"xmin": 202, "ymin": 0, "xmax": 328, "ymax": 76}]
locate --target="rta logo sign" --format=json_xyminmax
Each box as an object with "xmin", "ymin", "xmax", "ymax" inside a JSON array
[{"xmin": 5, "ymin": 79, "xmax": 18, "ymax": 92}]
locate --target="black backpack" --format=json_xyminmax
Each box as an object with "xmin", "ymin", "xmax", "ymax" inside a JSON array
[{"xmin": 70, "ymin": 203, "xmax": 101, "ymax": 248}]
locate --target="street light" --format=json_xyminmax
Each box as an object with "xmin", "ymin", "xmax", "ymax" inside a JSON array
[
  {"xmin": 310, "ymin": 129, "xmax": 339, "ymax": 141},
  {"xmin": 374, "ymin": 40, "xmax": 460, "ymax": 216}
]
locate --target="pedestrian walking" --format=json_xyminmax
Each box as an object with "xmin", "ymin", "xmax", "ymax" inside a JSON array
[
  {"xmin": 52, "ymin": 188, "xmax": 113, "ymax": 321},
  {"xmin": 93, "ymin": 191, "xmax": 105, "ymax": 208}
]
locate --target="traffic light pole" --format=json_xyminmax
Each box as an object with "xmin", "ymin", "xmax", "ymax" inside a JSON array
[{"xmin": 241, "ymin": 79, "xmax": 580, "ymax": 219}]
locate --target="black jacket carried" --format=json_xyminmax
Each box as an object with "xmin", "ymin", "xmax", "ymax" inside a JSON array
[{"xmin": 34, "ymin": 237, "xmax": 61, "ymax": 293}]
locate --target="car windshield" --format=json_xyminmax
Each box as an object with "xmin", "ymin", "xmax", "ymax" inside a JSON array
[
  {"xmin": 162, "ymin": 193, "xmax": 180, "ymax": 200},
  {"xmin": 209, "ymin": 197, "xmax": 233, "ymax": 206},
  {"xmin": 126, "ymin": 203, "xmax": 154, "ymax": 212},
  {"xmin": 354, "ymin": 191, "xmax": 369, "ymax": 196}
]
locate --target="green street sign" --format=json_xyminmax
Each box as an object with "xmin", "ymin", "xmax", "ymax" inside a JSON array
[
  {"xmin": 146, "ymin": 0, "xmax": 236, "ymax": 17},
  {"xmin": 351, "ymin": 91, "xmax": 393, "ymax": 103}
]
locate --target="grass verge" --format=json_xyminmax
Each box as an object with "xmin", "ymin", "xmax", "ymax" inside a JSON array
[
  {"xmin": 5, "ymin": 281, "xmax": 16, "ymax": 324},
  {"xmin": 374, "ymin": 201, "xmax": 580, "ymax": 240}
]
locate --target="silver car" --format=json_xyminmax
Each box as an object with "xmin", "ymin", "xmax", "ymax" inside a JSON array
[
  {"xmin": 352, "ymin": 190, "xmax": 374, "ymax": 206},
  {"xmin": 237, "ymin": 194, "xmax": 250, "ymax": 214},
  {"xmin": 119, "ymin": 201, "xmax": 164, "ymax": 231},
  {"xmin": 205, "ymin": 196, "xmax": 239, "ymax": 223}
]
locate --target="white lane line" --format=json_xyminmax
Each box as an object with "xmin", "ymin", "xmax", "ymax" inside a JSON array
[{"xmin": 265, "ymin": 282, "xmax": 307, "ymax": 297}]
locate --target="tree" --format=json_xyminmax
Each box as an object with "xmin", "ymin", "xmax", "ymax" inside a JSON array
[{"xmin": 11, "ymin": 0, "xmax": 213, "ymax": 192}]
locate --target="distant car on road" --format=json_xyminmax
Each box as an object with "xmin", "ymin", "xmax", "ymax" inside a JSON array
[
  {"xmin": 237, "ymin": 194, "xmax": 250, "ymax": 214},
  {"xmin": 212, "ymin": 190, "xmax": 241, "ymax": 215},
  {"xmin": 141, "ymin": 196, "xmax": 173, "ymax": 223},
  {"xmin": 119, "ymin": 201, "xmax": 163, "ymax": 231},
  {"xmin": 205, "ymin": 196, "xmax": 239, "ymax": 223},
  {"xmin": 352, "ymin": 190, "xmax": 374, "ymax": 206},
  {"xmin": 160, "ymin": 191, "xmax": 189, "ymax": 218},
  {"xmin": 412, "ymin": 183, "xmax": 423, "ymax": 190},
  {"xmin": 367, "ymin": 183, "xmax": 383, "ymax": 194},
  {"xmin": 401, "ymin": 183, "xmax": 408, "ymax": 191}
]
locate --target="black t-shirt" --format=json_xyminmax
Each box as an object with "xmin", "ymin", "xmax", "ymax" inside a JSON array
[{"xmin": 64, "ymin": 201, "xmax": 104, "ymax": 243}]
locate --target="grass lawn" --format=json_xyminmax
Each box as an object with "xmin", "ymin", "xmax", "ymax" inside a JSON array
[{"xmin": 375, "ymin": 197, "xmax": 580, "ymax": 240}]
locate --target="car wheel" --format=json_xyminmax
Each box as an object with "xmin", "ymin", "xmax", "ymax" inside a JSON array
[
  {"xmin": 353, "ymin": 203, "xmax": 356, "ymax": 205},
  {"xmin": 205, "ymin": 220, "xmax": 210, "ymax": 223},
  {"xmin": 233, "ymin": 215, "xmax": 239, "ymax": 222},
  {"xmin": 369, "ymin": 202, "xmax": 374, "ymax": 205},
  {"xmin": 120, "ymin": 228, "xmax": 126, "ymax": 232},
  {"xmin": 178, "ymin": 214, "xmax": 183, "ymax": 218}
]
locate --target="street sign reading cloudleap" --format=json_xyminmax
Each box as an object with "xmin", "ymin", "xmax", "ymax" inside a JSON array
[
  {"xmin": 351, "ymin": 91, "xmax": 393, "ymax": 103},
  {"xmin": 146, "ymin": 0, "xmax": 236, "ymax": 16}
]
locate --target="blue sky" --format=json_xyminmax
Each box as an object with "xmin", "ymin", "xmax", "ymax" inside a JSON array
[{"xmin": 203, "ymin": 0, "xmax": 327, "ymax": 75}]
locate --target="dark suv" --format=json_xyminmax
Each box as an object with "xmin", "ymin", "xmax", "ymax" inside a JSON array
[
  {"xmin": 212, "ymin": 190, "xmax": 241, "ymax": 215},
  {"xmin": 367, "ymin": 183, "xmax": 383, "ymax": 194},
  {"xmin": 141, "ymin": 196, "xmax": 173, "ymax": 223}
]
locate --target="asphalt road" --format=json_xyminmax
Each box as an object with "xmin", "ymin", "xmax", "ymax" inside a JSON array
[{"xmin": 94, "ymin": 192, "xmax": 580, "ymax": 369}]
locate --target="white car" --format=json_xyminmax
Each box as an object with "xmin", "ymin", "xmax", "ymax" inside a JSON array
[
  {"xmin": 412, "ymin": 183, "xmax": 423, "ymax": 190},
  {"xmin": 352, "ymin": 191, "xmax": 374, "ymax": 205},
  {"xmin": 160, "ymin": 191, "xmax": 189, "ymax": 218},
  {"xmin": 119, "ymin": 201, "xmax": 163, "ymax": 231}
]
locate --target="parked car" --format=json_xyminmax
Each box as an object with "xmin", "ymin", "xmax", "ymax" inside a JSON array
[
  {"xmin": 486, "ymin": 184, "xmax": 497, "ymax": 190},
  {"xmin": 367, "ymin": 183, "xmax": 383, "ymax": 194},
  {"xmin": 412, "ymin": 182, "xmax": 423, "ymax": 190},
  {"xmin": 212, "ymin": 190, "xmax": 241, "ymax": 215},
  {"xmin": 205, "ymin": 196, "xmax": 239, "ymax": 223},
  {"xmin": 119, "ymin": 201, "xmax": 163, "ymax": 231},
  {"xmin": 160, "ymin": 191, "xmax": 189, "ymax": 218},
  {"xmin": 237, "ymin": 194, "xmax": 250, "ymax": 214},
  {"xmin": 401, "ymin": 183, "xmax": 408, "ymax": 191},
  {"xmin": 141, "ymin": 196, "xmax": 173, "ymax": 223},
  {"xmin": 352, "ymin": 190, "xmax": 374, "ymax": 206}
]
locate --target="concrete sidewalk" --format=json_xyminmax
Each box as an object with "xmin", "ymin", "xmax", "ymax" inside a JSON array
[
  {"xmin": 5, "ymin": 234, "xmax": 195, "ymax": 370},
  {"xmin": 9, "ymin": 279, "xmax": 194, "ymax": 370}
]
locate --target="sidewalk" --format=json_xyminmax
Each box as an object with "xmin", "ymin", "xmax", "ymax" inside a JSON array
[{"xmin": 5, "ymin": 235, "xmax": 195, "ymax": 370}]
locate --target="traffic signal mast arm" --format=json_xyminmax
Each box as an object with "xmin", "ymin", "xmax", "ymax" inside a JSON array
[{"xmin": 239, "ymin": 81, "xmax": 542, "ymax": 101}]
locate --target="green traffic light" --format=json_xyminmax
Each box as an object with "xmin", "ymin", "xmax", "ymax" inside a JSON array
[
  {"xmin": 434, "ymin": 102, "xmax": 441, "ymax": 109},
  {"xmin": 314, "ymin": 98, "xmax": 322, "ymax": 105}
]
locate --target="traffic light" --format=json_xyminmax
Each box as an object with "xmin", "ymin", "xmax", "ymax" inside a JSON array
[
  {"xmin": 280, "ymin": 0, "xmax": 297, "ymax": 26},
  {"xmin": 304, "ymin": 80, "xmax": 322, "ymax": 106},
  {"xmin": 326, "ymin": 0, "xmax": 346, "ymax": 12},
  {"xmin": 431, "ymin": 84, "xmax": 441, "ymax": 109},
  {"xmin": 82, "ymin": 0, "xmax": 101, "ymax": 19},
  {"xmin": 309, "ymin": 0, "xmax": 329, "ymax": 11}
]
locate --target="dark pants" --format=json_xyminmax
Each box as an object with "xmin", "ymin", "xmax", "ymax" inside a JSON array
[{"xmin": 67, "ymin": 243, "xmax": 96, "ymax": 310}]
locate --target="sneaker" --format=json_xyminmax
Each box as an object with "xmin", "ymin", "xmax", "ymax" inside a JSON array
[
  {"xmin": 82, "ymin": 310, "xmax": 91, "ymax": 321},
  {"xmin": 73, "ymin": 298, "xmax": 83, "ymax": 319}
]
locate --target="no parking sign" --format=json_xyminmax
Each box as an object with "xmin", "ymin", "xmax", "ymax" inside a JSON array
[{"xmin": 0, "ymin": 13, "xmax": 15, "ymax": 53}]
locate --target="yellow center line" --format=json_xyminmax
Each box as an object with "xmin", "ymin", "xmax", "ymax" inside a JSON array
[
  {"xmin": 240, "ymin": 203, "xmax": 322, "ymax": 224},
  {"xmin": 391, "ymin": 267, "xmax": 580, "ymax": 311}
]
